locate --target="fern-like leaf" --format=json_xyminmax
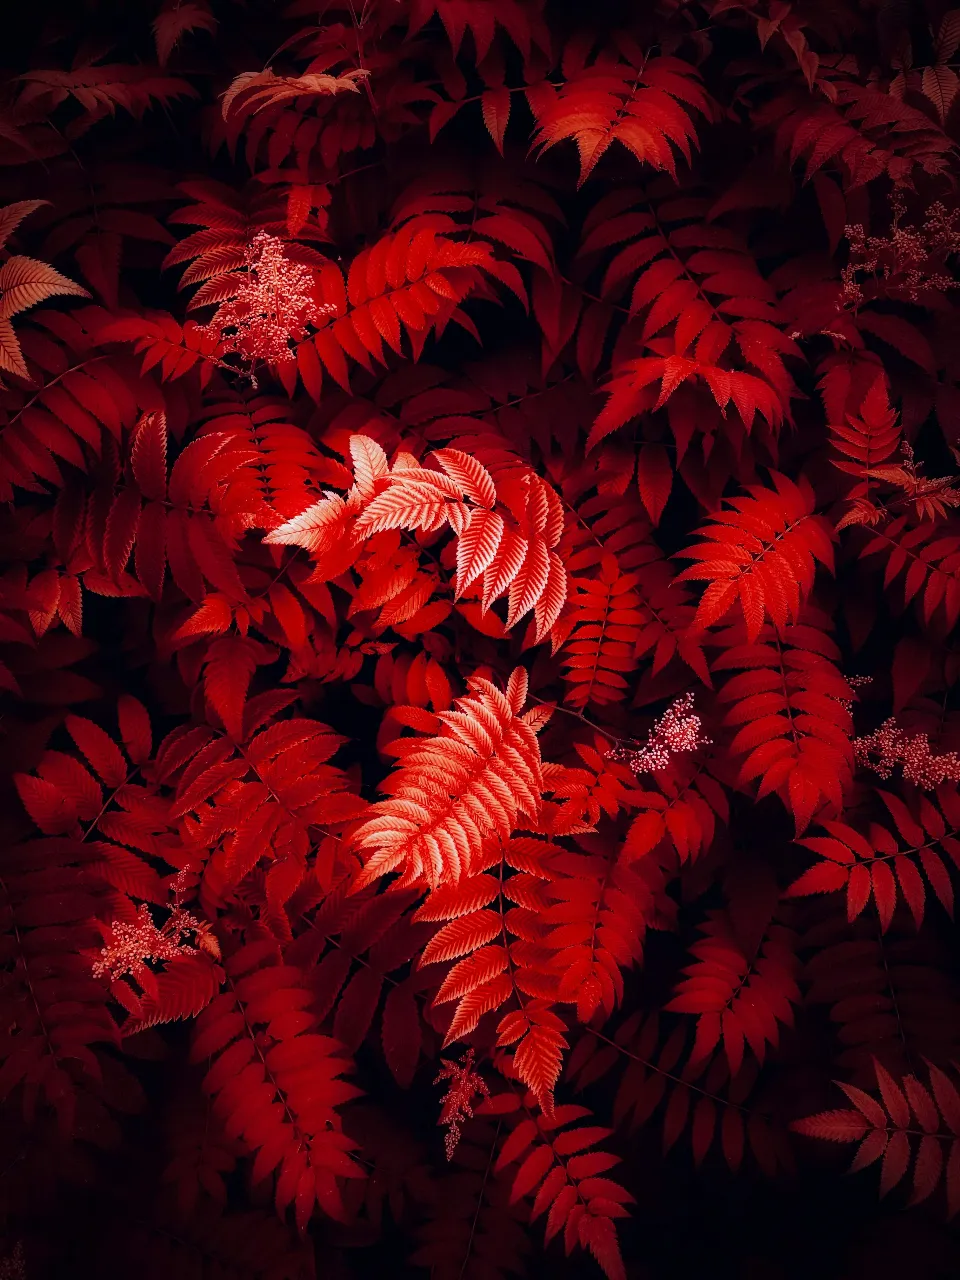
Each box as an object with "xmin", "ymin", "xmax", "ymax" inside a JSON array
[
  {"xmin": 190, "ymin": 942, "xmax": 363, "ymax": 1230},
  {"xmin": 677, "ymin": 474, "xmax": 835, "ymax": 641},
  {"xmin": 488, "ymin": 1092, "xmax": 632, "ymax": 1280},
  {"xmin": 531, "ymin": 51, "xmax": 708, "ymax": 186},
  {"xmin": 355, "ymin": 668, "xmax": 544, "ymax": 889},
  {"xmin": 792, "ymin": 1058, "xmax": 960, "ymax": 1214},
  {"xmin": 787, "ymin": 787, "xmax": 960, "ymax": 930}
]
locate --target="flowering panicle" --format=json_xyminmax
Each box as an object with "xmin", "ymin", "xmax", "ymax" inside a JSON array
[
  {"xmin": 91, "ymin": 889, "xmax": 215, "ymax": 994},
  {"xmin": 0, "ymin": 1243, "xmax": 24, "ymax": 1280},
  {"xmin": 605, "ymin": 692, "xmax": 710, "ymax": 776},
  {"xmin": 434, "ymin": 1048, "xmax": 490, "ymax": 1160},
  {"xmin": 841, "ymin": 194, "xmax": 960, "ymax": 309},
  {"xmin": 200, "ymin": 231, "xmax": 334, "ymax": 373},
  {"xmin": 853, "ymin": 717, "xmax": 960, "ymax": 789}
]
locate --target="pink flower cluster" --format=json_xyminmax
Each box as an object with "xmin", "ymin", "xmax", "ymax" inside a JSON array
[
  {"xmin": 853, "ymin": 717, "xmax": 960, "ymax": 789},
  {"xmin": 201, "ymin": 231, "xmax": 334, "ymax": 369},
  {"xmin": 434, "ymin": 1048, "xmax": 490, "ymax": 1160},
  {"xmin": 606, "ymin": 692, "xmax": 710, "ymax": 776},
  {"xmin": 92, "ymin": 902, "xmax": 201, "ymax": 987},
  {"xmin": 0, "ymin": 1243, "xmax": 24, "ymax": 1280},
  {"xmin": 841, "ymin": 194, "xmax": 960, "ymax": 308}
]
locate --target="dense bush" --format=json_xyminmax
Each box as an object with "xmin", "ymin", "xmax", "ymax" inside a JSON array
[{"xmin": 1, "ymin": 2, "xmax": 960, "ymax": 1277}]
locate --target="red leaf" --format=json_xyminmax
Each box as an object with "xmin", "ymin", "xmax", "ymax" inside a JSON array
[
  {"xmin": 870, "ymin": 861, "xmax": 897, "ymax": 932},
  {"xmin": 481, "ymin": 87, "xmax": 511, "ymax": 154},
  {"xmin": 791, "ymin": 1110, "xmax": 869, "ymax": 1141},
  {"xmin": 203, "ymin": 637, "xmax": 258, "ymax": 739},
  {"xmin": 785, "ymin": 862, "xmax": 850, "ymax": 898},
  {"xmin": 637, "ymin": 444, "xmax": 673, "ymax": 525}
]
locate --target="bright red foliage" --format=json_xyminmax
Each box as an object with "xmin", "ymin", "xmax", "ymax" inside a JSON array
[{"xmin": 2, "ymin": 3, "xmax": 960, "ymax": 1278}]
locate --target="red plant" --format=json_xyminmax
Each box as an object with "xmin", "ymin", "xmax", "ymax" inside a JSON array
[{"xmin": 2, "ymin": 3, "xmax": 960, "ymax": 1278}]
